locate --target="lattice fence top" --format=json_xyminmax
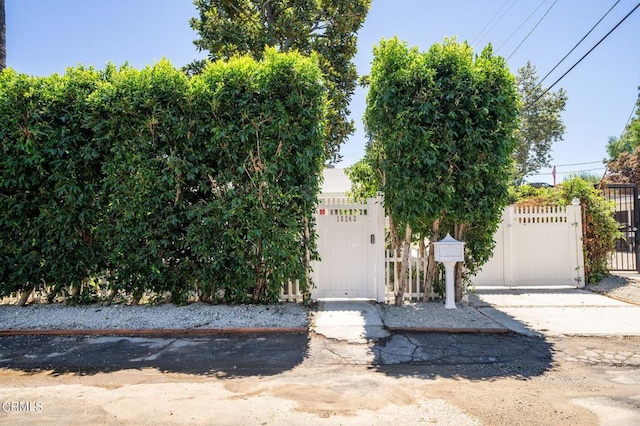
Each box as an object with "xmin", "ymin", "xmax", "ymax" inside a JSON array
[
  {"xmin": 318, "ymin": 195, "xmax": 382, "ymax": 207},
  {"xmin": 318, "ymin": 196, "xmax": 359, "ymax": 206},
  {"xmin": 512, "ymin": 205, "xmax": 569, "ymax": 224}
]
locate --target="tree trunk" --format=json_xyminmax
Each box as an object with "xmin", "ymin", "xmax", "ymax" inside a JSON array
[
  {"xmin": 17, "ymin": 285, "xmax": 34, "ymax": 306},
  {"xmin": 252, "ymin": 240, "xmax": 266, "ymax": 303},
  {"xmin": 423, "ymin": 219, "xmax": 440, "ymax": 301},
  {"xmin": 70, "ymin": 282, "xmax": 82, "ymax": 298},
  {"xmin": 47, "ymin": 283, "xmax": 64, "ymax": 303},
  {"xmin": 103, "ymin": 289, "xmax": 117, "ymax": 307},
  {"xmin": 453, "ymin": 223, "xmax": 467, "ymax": 302},
  {"xmin": 303, "ymin": 215, "xmax": 312, "ymax": 302},
  {"xmin": 454, "ymin": 262, "xmax": 464, "ymax": 302},
  {"xmin": 419, "ymin": 237, "xmax": 426, "ymax": 298},
  {"xmin": 394, "ymin": 224, "xmax": 412, "ymax": 306},
  {"xmin": 131, "ymin": 284, "xmax": 143, "ymax": 306},
  {"xmin": 388, "ymin": 214, "xmax": 401, "ymax": 300},
  {"xmin": 0, "ymin": 0, "xmax": 6, "ymax": 71},
  {"xmin": 262, "ymin": 0, "xmax": 277, "ymax": 48}
]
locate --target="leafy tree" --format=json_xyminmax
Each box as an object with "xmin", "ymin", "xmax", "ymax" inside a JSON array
[
  {"xmin": 563, "ymin": 172, "xmax": 601, "ymax": 185},
  {"xmin": 359, "ymin": 37, "xmax": 519, "ymax": 305},
  {"xmin": 1, "ymin": 0, "xmax": 5, "ymax": 71},
  {"xmin": 513, "ymin": 62, "xmax": 567, "ymax": 183},
  {"xmin": 606, "ymin": 89, "xmax": 640, "ymax": 161},
  {"xmin": 188, "ymin": 0, "xmax": 371, "ymax": 163},
  {"xmin": 606, "ymin": 146, "xmax": 640, "ymax": 185}
]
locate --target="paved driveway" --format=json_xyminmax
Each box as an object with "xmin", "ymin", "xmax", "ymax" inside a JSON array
[{"xmin": 472, "ymin": 287, "xmax": 640, "ymax": 336}]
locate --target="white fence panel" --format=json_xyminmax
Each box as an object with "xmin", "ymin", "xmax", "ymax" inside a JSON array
[
  {"xmin": 282, "ymin": 203, "xmax": 585, "ymax": 302},
  {"xmin": 385, "ymin": 252, "xmax": 435, "ymax": 302},
  {"xmin": 472, "ymin": 204, "xmax": 585, "ymax": 287},
  {"xmin": 280, "ymin": 280, "xmax": 304, "ymax": 303},
  {"xmin": 311, "ymin": 195, "xmax": 386, "ymax": 301}
]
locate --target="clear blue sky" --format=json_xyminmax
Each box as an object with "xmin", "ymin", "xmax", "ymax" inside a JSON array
[{"xmin": 6, "ymin": 0, "xmax": 640, "ymax": 184}]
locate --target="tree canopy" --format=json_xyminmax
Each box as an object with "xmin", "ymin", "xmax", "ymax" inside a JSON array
[
  {"xmin": 606, "ymin": 88, "xmax": 640, "ymax": 161},
  {"xmin": 355, "ymin": 37, "xmax": 519, "ymax": 304},
  {"xmin": 513, "ymin": 62, "xmax": 567, "ymax": 183},
  {"xmin": 189, "ymin": 0, "xmax": 371, "ymax": 163}
]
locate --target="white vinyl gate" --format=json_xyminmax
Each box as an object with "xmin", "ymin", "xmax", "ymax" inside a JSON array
[
  {"xmin": 311, "ymin": 196, "xmax": 385, "ymax": 301},
  {"xmin": 472, "ymin": 204, "xmax": 585, "ymax": 287}
]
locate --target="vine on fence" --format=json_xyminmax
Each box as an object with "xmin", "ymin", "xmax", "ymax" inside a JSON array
[{"xmin": 0, "ymin": 50, "xmax": 327, "ymax": 305}]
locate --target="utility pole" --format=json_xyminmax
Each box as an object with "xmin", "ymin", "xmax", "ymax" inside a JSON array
[{"xmin": 0, "ymin": 0, "xmax": 6, "ymax": 71}]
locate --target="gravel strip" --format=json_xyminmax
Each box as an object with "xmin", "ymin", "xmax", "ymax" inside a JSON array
[
  {"xmin": 381, "ymin": 301, "xmax": 505, "ymax": 330},
  {"xmin": 587, "ymin": 274, "xmax": 640, "ymax": 306},
  {"xmin": 0, "ymin": 303, "xmax": 310, "ymax": 330}
]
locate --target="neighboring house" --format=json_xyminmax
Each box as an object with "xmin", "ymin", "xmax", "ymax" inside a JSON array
[{"xmin": 321, "ymin": 167, "xmax": 352, "ymax": 195}]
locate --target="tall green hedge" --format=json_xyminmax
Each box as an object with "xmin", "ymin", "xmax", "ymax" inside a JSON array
[{"xmin": 0, "ymin": 50, "xmax": 327, "ymax": 304}]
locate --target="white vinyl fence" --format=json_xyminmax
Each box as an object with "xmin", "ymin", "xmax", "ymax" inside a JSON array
[
  {"xmin": 382, "ymin": 203, "xmax": 585, "ymax": 302},
  {"xmin": 280, "ymin": 280, "xmax": 304, "ymax": 303},
  {"xmin": 472, "ymin": 203, "xmax": 585, "ymax": 287},
  {"xmin": 281, "ymin": 203, "xmax": 585, "ymax": 302},
  {"xmin": 385, "ymin": 252, "xmax": 430, "ymax": 302}
]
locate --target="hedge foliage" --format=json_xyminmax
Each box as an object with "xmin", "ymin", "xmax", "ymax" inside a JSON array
[{"xmin": 0, "ymin": 50, "xmax": 327, "ymax": 304}]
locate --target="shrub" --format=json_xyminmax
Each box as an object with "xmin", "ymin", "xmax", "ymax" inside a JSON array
[{"xmin": 0, "ymin": 50, "xmax": 327, "ymax": 305}]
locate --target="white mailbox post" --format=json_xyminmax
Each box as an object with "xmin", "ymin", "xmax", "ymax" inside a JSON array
[{"xmin": 434, "ymin": 234, "xmax": 465, "ymax": 310}]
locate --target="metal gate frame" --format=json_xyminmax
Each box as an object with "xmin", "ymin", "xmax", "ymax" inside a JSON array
[{"xmin": 603, "ymin": 184, "xmax": 640, "ymax": 272}]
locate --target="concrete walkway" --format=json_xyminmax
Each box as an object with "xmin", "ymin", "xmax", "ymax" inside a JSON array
[
  {"xmin": 311, "ymin": 299, "xmax": 510, "ymax": 343},
  {"xmin": 312, "ymin": 301, "xmax": 390, "ymax": 343},
  {"xmin": 472, "ymin": 287, "xmax": 640, "ymax": 337},
  {"xmin": 312, "ymin": 285, "xmax": 640, "ymax": 342}
]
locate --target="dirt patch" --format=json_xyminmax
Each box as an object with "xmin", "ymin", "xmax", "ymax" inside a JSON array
[{"xmin": 2, "ymin": 337, "xmax": 640, "ymax": 424}]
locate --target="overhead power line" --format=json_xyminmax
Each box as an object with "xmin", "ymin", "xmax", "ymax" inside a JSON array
[
  {"xmin": 535, "ymin": 1, "xmax": 640, "ymax": 103},
  {"xmin": 531, "ymin": 167, "xmax": 606, "ymax": 176},
  {"xmin": 473, "ymin": 0, "xmax": 519, "ymax": 46},
  {"xmin": 472, "ymin": 0, "xmax": 510, "ymax": 45},
  {"xmin": 496, "ymin": 0, "xmax": 547, "ymax": 53},
  {"xmin": 538, "ymin": 0, "xmax": 622, "ymax": 88},
  {"xmin": 507, "ymin": 0, "xmax": 559, "ymax": 60},
  {"xmin": 618, "ymin": 96, "xmax": 639, "ymax": 138},
  {"xmin": 553, "ymin": 160, "xmax": 603, "ymax": 167}
]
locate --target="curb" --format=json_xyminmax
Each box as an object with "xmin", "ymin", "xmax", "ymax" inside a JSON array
[
  {"xmin": 0, "ymin": 327, "xmax": 309, "ymax": 337},
  {"xmin": 387, "ymin": 326, "xmax": 511, "ymax": 334}
]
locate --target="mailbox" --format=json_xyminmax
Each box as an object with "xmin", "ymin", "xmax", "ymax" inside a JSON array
[
  {"xmin": 434, "ymin": 234, "xmax": 464, "ymax": 263},
  {"xmin": 434, "ymin": 234, "xmax": 464, "ymax": 310}
]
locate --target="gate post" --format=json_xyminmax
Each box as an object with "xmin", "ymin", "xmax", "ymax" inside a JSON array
[
  {"xmin": 568, "ymin": 198, "xmax": 585, "ymax": 287},
  {"xmin": 634, "ymin": 185, "xmax": 640, "ymax": 273},
  {"xmin": 371, "ymin": 195, "xmax": 386, "ymax": 303},
  {"xmin": 504, "ymin": 206, "xmax": 514, "ymax": 286}
]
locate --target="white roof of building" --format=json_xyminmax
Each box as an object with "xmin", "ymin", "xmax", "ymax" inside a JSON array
[{"xmin": 321, "ymin": 168, "xmax": 351, "ymax": 194}]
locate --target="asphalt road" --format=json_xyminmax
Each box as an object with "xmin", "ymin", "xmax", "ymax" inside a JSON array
[
  {"xmin": 1, "ymin": 332, "xmax": 640, "ymax": 424},
  {"xmin": 0, "ymin": 331, "xmax": 552, "ymax": 380}
]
